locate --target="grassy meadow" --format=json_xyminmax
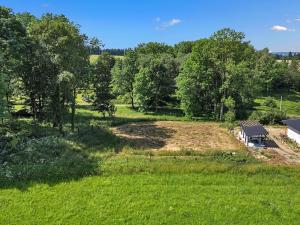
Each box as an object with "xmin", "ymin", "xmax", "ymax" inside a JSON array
[
  {"xmin": 1, "ymin": 92, "xmax": 300, "ymax": 224},
  {"xmin": 254, "ymin": 90, "xmax": 300, "ymax": 117},
  {"xmin": 1, "ymin": 155, "xmax": 300, "ymax": 225},
  {"xmin": 90, "ymin": 54, "xmax": 124, "ymax": 64}
]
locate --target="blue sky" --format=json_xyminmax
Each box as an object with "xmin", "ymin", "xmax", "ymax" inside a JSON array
[{"xmin": 2, "ymin": 0, "xmax": 300, "ymax": 51}]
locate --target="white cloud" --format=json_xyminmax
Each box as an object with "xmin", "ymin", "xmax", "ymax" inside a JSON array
[
  {"xmin": 168, "ymin": 19, "xmax": 181, "ymax": 26},
  {"xmin": 155, "ymin": 18, "xmax": 182, "ymax": 30},
  {"xmin": 271, "ymin": 25, "xmax": 295, "ymax": 32},
  {"xmin": 296, "ymin": 18, "xmax": 300, "ymax": 22}
]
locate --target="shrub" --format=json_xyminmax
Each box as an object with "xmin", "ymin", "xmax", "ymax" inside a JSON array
[
  {"xmin": 249, "ymin": 110, "xmax": 287, "ymax": 125},
  {"xmin": 0, "ymin": 136, "xmax": 97, "ymax": 184}
]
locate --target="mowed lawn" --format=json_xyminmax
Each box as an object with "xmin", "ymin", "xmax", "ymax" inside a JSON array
[{"xmin": 1, "ymin": 157, "xmax": 300, "ymax": 225}]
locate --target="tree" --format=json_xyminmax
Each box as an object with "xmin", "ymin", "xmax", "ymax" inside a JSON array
[
  {"xmin": 111, "ymin": 51, "xmax": 138, "ymax": 108},
  {"xmin": 20, "ymin": 39, "xmax": 56, "ymax": 121},
  {"xmin": 56, "ymin": 71, "xmax": 75, "ymax": 133},
  {"xmin": 224, "ymin": 97, "xmax": 236, "ymax": 130},
  {"xmin": 16, "ymin": 12, "xmax": 37, "ymax": 28},
  {"xmin": 88, "ymin": 37, "xmax": 103, "ymax": 55},
  {"xmin": 176, "ymin": 39, "xmax": 216, "ymax": 118},
  {"xmin": 0, "ymin": 6, "xmax": 27, "ymax": 114},
  {"xmin": 177, "ymin": 28, "xmax": 257, "ymax": 119},
  {"xmin": 287, "ymin": 59, "xmax": 300, "ymax": 91},
  {"xmin": 0, "ymin": 74, "xmax": 6, "ymax": 119},
  {"xmin": 29, "ymin": 13, "xmax": 89, "ymax": 131},
  {"xmin": 136, "ymin": 42, "xmax": 173, "ymax": 55},
  {"xmin": 255, "ymin": 48, "xmax": 286, "ymax": 93},
  {"xmin": 174, "ymin": 41, "xmax": 194, "ymax": 55},
  {"xmin": 92, "ymin": 52, "xmax": 116, "ymax": 117},
  {"xmin": 134, "ymin": 54, "xmax": 178, "ymax": 111}
]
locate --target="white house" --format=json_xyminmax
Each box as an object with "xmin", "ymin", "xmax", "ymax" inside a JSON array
[{"xmin": 282, "ymin": 119, "xmax": 300, "ymax": 145}]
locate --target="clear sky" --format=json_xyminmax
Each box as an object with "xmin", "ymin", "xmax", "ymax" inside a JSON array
[{"xmin": 1, "ymin": 0, "xmax": 300, "ymax": 51}]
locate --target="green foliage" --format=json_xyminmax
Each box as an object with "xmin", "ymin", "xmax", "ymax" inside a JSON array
[
  {"xmin": 111, "ymin": 51, "xmax": 138, "ymax": 108},
  {"xmin": 174, "ymin": 41, "xmax": 195, "ymax": 55},
  {"xmin": 255, "ymin": 48, "xmax": 288, "ymax": 93},
  {"xmin": 249, "ymin": 109, "xmax": 287, "ymax": 125},
  {"xmin": 0, "ymin": 135, "xmax": 97, "ymax": 184},
  {"xmin": 134, "ymin": 54, "xmax": 178, "ymax": 111},
  {"xmin": 0, "ymin": 6, "xmax": 28, "ymax": 114},
  {"xmin": 286, "ymin": 59, "xmax": 300, "ymax": 91},
  {"xmin": 0, "ymin": 74, "xmax": 6, "ymax": 117},
  {"xmin": 92, "ymin": 52, "xmax": 115, "ymax": 117},
  {"xmin": 177, "ymin": 30, "xmax": 257, "ymax": 119},
  {"xmin": 136, "ymin": 42, "xmax": 173, "ymax": 55},
  {"xmin": 223, "ymin": 97, "xmax": 236, "ymax": 129}
]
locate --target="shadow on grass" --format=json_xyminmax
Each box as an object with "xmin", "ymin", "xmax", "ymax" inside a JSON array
[
  {"xmin": 0, "ymin": 120, "xmax": 176, "ymax": 190},
  {"xmin": 113, "ymin": 122, "xmax": 176, "ymax": 150},
  {"xmin": 0, "ymin": 135, "xmax": 100, "ymax": 190}
]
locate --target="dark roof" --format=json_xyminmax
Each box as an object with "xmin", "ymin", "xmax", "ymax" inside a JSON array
[
  {"xmin": 240, "ymin": 121, "xmax": 268, "ymax": 137},
  {"xmin": 282, "ymin": 119, "xmax": 300, "ymax": 133},
  {"xmin": 240, "ymin": 121, "xmax": 261, "ymax": 127}
]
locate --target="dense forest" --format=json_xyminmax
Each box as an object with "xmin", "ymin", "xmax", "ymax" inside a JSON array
[{"xmin": 1, "ymin": 6, "xmax": 300, "ymax": 133}]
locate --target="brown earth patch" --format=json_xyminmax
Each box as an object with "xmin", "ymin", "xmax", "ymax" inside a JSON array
[{"xmin": 111, "ymin": 121, "xmax": 244, "ymax": 151}]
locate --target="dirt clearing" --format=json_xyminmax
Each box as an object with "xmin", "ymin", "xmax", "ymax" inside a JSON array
[{"xmin": 112, "ymin": 121, "xmax": 244, "ymax": 151}]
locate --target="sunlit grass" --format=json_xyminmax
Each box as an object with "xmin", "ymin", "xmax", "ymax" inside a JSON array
[
  {"xmin": 1, "ymin": 155, "xmax": 300, "ymax": 225},
  {"xmin": 255, "ymin": 90, "xmax": 300, "ymax": 117}
]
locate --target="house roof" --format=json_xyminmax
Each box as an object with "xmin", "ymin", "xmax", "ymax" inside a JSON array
[
  {"xmin": 282, "ymin": 119, "xmax": 300, "ymax": 133},
  {"xmin": 240, "ymin": 121, "xmax": 268, "ymax": 137}
]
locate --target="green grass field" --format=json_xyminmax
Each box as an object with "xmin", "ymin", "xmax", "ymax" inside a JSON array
[
  {"xmin": 2, "ymin": 91, "xmax": 300, "ymax": 224},
  {"xmin": 254, "ymin": 90, "xmax": 300, "ymax": 117},
  {"xmin": 1, "ymin": 155, "xmax": 300, "ymax": 225},
  {"xmin": 90, "ymin": 54, "xmax": 124, "ymax": 64}
]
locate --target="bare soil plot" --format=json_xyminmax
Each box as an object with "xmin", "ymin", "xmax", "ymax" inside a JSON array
[{"xmin": 111, "ymin": 121, "xmax": 244, "ymax": 151}]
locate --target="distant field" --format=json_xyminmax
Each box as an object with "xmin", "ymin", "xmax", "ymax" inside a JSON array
[
  {"xmin": 255, "ymin": 90, "xmax": 300, "ymax": 117},
  {"xmin": 89, "ymin": 54, "xmax": 124, "ymax": 64}
]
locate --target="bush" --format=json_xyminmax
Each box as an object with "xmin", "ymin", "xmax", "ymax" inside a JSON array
[
  {"xmin": 263, "ymin": 97, "xmax": 277, "ymax": 108},
  {"xmin": 0, "ymin": 136, "xmax": 97, "ymax": 184},
  {"xmin": 249, "ymin": 110, "xmax": 287, "ymax": 125}
]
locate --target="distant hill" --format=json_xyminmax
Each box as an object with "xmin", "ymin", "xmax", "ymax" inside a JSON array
[
  {"xmin": 271, "ymin": 52, "xmax": 300, "ymax": 60},
  {"xmin": 272, "ymin": 52, "xmax": 300, "ymax": 57}
]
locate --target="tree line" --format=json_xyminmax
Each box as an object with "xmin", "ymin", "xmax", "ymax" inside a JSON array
[
  {"xmin": 1, "ymin": 6, "xmax": 300, "ymax": 133},
  {"xmin": 111, "ymin": 31, "xmax": 300, "ymax": 121}
]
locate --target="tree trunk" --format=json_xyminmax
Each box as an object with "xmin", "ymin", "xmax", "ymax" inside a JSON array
[
  {"xmin": 130, "ymin": 84, "xmax": 135, "ymax": 109},
  {"xmin": 5, "ymin": 92, "xmax": 10, "ymax": 114},
  {"xmin": 155, "ymin": 87, "xmax": 158, "ymax": 112},
  {"xmin": 57, "ymin": 85, "xmax": 63, "ymax": 134},
  {"xmin": 219, "ymin": 102, "xmax": 224, "ymax": 121},
  {"xmin": 71, "ymin": 88, "xmax": 76, "ymax": 132},
  {"xmin": 31, "ymin": 95, "xmax": 36, "ymax": 122}
]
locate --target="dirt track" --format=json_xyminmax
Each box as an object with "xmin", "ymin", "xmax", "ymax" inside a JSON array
[{"xmin": 267, "ymin": 126, "xmax": 300, "ymax": 164}]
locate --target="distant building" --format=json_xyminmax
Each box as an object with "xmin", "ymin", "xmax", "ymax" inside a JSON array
[
  {"xmin": 282, "ymin": 119, "xmax": 300, "ymax": 145},
  {"xmin": 239, "ymin": 121, "xmax": 268, "ymax": 147}
]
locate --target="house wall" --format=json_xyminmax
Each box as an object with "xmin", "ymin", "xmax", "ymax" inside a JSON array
[{"xmin": 287, "ymin": 128, "xmax": 300, "ymax": 145}]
